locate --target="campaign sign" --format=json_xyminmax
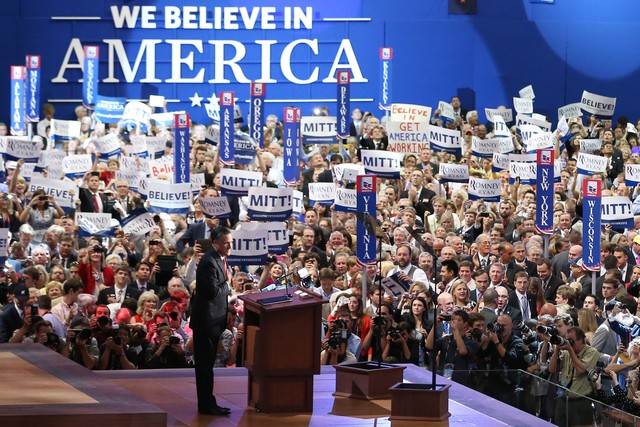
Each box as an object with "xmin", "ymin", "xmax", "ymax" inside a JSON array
[
  {"xmin": 580, "ymin": 139, "xmax": 603, "ymax": 154},
  {"xmin": 336, "ymin": 70, "xmax": 351, "ymax": 139},
  {"xmin": 75, "ymin": 212, "xmax": 113, "ymax": 237},
  {"xmin": 50, "ymin": 119, "xmax": 81, "ymax": 143},
  {"xmin": 147, "ymin": 180, "xmax": 191, "ymax": 214},
  {"xmin": 198, "ymin": 196, "xmax": 231, "ymax": 219},
  {"xmin": 126, "ymin": 135, "xmax": 148, "ymax": 157},
  {"xmin": 121, "ymin": 101, "xmax": 152, "ymax": 132},
  {"xmin": 471, "ymin": 137, "xmax": 513, "ymax": 158},
  {"xmin": 492, "ymin": 153, "xmax": 510, "ymax": 172},
  {"xmin": 558, "ymin": 103, "xmax": 583, "ymax": 120},
  {"xmin": 361, "ymin": 149, "xmax": 403, "ymax": 179},
  {"xmin": 513, "ymin": 97, "xmax": 533, "ymax": 114},
  {"xmin": 283, "ymin": 107, "xmax": 299, "ymax": 185},
  {"xmin": 625, "ymin": 164, "xmax": 640, "ymax": 187},
  {"xmin": 292, "ymin": 190, "xmax": 304, "ymax": 221},
  {"xmin": 190, "ymin": 172, "xmax": 205, "ymax": 195},
  {"xmin": 28, "ymin": 176, "xmax": 76, "ymax": 211},
  {"xmin": 94, "ymin": 95, "xmax": 126, "ymax": 124},
  {"xmin": 220, "ymin": 168, "xmax": 262, "ymax": 197},
  {"xmin": 577, "ymin": 152, "xmax": 609, "ymax": 175},
  {"xmin": 516, "ymin": 115, "xmax": 552, "ymax": 132},
  {"xmin": 309, "ymin": 182, "xmax": 336, "ymax": 206},
  {"xmin": 581, "ymin": 90, "xmax": 616, "ymax": 117},
  {"xmin": 493, "ymin": 116, "xmax": 511, "ymax": 137},
  {"xmin": 63, "ymin": 154, "xmax": 93, "ymax": 179},
  {"xmin": 334, "ymin": 187, "xmax": 357, "ymax": 212},
  {"xmin": 249, "ymin": 82, "xmax": 265, "ymax": 148},
  {"xmin": 234, "ymin": 133, "xmax": 257, "ymax": 166},
  {"xmin": 120, "ymin": 208, "xmax": 156, "ymax": 238},
  {"xmin": 556, "ymin": 116, "xmax": 570, "ymax": 138},
  {"xmin": 378, "ymin": 47, "xmax": 393, "ymax": 111},
  {"xmin": 356, "ymin": 175, "xmax": 377, "ymax": 266},
  {"xmin": 601, "ymin": 196, "xmax": 634, "ymax": 228},
  {"xmin": 519, "ymin": 84, "xmax": 535, "ymax": 100},
  {"xmin": 519, "ymin": 124, "xmax": 543, "ymax": 145},
  {"xmin": 535, "ymin": 149, "xmax": 555, "ymax": 234},
  {"xmin": 82, "ymin": 46, "xmax": 99, "ymax": 109},
  {"xmin": 149, "ymin": 156, "xmax": 174, "ymax": 178},
  {"xmin": 582, "ymin": 179, "xmax": 601, "ymax": 271},
  {"xmin": 228, "ymin": 227, "xmax": 268, "ymax": 266},
  {"xmin": 247, "ymin": 187, "xmax": 293, "ymax": 221},
  {"xmin": 467, "ymin": 178, "xmax": 501, "ymax": 202},
  {"xmin": 5, "ymin": 138, "xmax": 40, "ymax": 163},
  {"xmin": 428, "ymin": 126, "xmax": 461, "ymax": 156},
  {"xmin": 437, "ymin": 101, "xmax": 455, "ymax": 123},
  {"xmin": 10, "ymin": 66, "xmax": 26, "ymax": 136},
  {"xmin": 241, "ymin": 221, "xmax": 289, "ymax": 255},
  {"xmin": 439, "ymin": 163, "xmax": 469, "ymax": 183},
  {"xmin": 390, "ymin": 103, "xmax": 431, "ymax": 123},
  {"xmin": 509, "ymin": 162, "xmax": 537, "ymax": 184},
  {"xmin": 0, "ymin": 228, "xmax": 8, "ymax": 262},
  {"xmin": 146, "ymin": 136, "xmax": 166, "ymax": 158},
  {"xmin": 386, "ymin": 121, "xmax": 429, "ymax": 154},
  {"xmin": 25, "ymin": 55, "xmax": 40, "ymax": 122},
  {"xmin": 219, "ymin": 91, "xmax": 235, "ymax": 165},
  {"xmin": 137, "ymin": 174, "xmax": 148, "ymax": 200},
  {"xmin": 173, "ymin": 113, "xmax": 190, "ymax": 184},
  {"xmin": 115, "ymin": 170, "xmax": 139, "ymax": 191},
  {"xmin": 35, "ymin": 149, "xmax": 66, "ymax": 173},
  {"xmin": 301, "ymin": 116, "xmax": 337, "ymax": 144},
  {"xmin": 334, "ymin": 163, "xmax": 365, "ymax": 182},
  {"xmin": 485, "ymin": 108, "xmax": 513, "ymax": 123},
  {"xmin": 150, "ymin": 112, "xmax": 176, "ymax": 128},
  {"xmin": 93, "ymin": 133, "xmax": 122, "ymax": 160},
  {"xmin": 525, "ymin": 132, "xmax": 554, "ymax": 153}
]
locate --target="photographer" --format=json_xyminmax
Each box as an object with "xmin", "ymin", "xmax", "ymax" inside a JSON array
[
  {"xmin": 549, "ymin": 326, "xmax": 601, "ymax": 426},
  {"xmin": 321, "ymin": 307, "xmax": 360, "ymax": 365},
  {"xmin": 523, "ymin": 314, "xmax": 556, "ymax": 420},
  {"xmin": 97, "ymin": 324, "xmax": 137, "ymax": 370},
  {"xmin": 426, "ymin": 309, "xmax": 478, "ymax": 385},
  {"xmin": 62, "ymin": 317, "xmax": 99, "ymax": 370},
  {"xmin": 362, "ymin": 302, "xmax": 395, "ymax": 361},
  {"xmin": 382, "ymin": 321, "xmax": 419, "ymax": 365},
  {"xmin": 144, "ymin": 326, "xmax": 189, "ymax": 369}
]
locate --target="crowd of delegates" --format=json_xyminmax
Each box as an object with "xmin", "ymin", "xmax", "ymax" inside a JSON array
[{"xmin": 5, "ymin": 97, "xmax": 640, "ymax": 424}]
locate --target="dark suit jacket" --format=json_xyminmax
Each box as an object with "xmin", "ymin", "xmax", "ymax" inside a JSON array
[
  {"xmin": 507, "ymin": 291, "xmax": 538, "ymax": 319},
  {"xmin": 78, "ymin": 188, "xmax": 108, "ymax": 213},
  {"xmin": 497, "ymin": 304, "xmax": 523, "ymax": 326},
  {"xmin": 292, "ymin": 246, "xmax": 329, "ymax": 269},
  {"xmin": 478, "ymin": 307, "xmax": 498, "ymax": 325},
  {"xmin": 97, "ymin": 286, "xmax": 141, "ymax": 306},
  {"xmin": 176, "ymin": 222, "xmax": 210, "ymax": 253},
  {"xmin": 543, "ymin": 275, "xmax": 564, "ymax": 303},
  {"xmin": 399, "ymin": 187, "xmax": 436, "ymax": 223},
  {"xmin": 0, "ymin": 304, "xmax": 23, "ymax": 343},
  {"xmin": 191, "ymin": 248, "xmax": 229, "ymax": 332},
  {"xmin": 505, "ymin": 261, "xmax": 525, "ymax": 286},
  {"xmin": 552, "ymin": 251, "xmax": 570, "ymax": 281}
]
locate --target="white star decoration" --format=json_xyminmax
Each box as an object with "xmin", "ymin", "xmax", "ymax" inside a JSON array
[
  {"xmin": 206, "ymin": 93, "xmax": 219, "ymax": 106},
  {"xmin": 189, "ymin": 92, "xmax": 204, "ymax": 107}
]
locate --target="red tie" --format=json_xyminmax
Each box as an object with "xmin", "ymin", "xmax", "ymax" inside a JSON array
[{"xmin": 93, "ymin": 194, "xmax": 100, "ymax": 212}]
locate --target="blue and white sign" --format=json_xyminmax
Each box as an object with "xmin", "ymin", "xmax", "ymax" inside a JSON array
[
  {"xmin": 120, "ymin": 208, "xmax": 156, "ymax": 238},
  {"xmin": 582, "ymin": 179, "xmax": 601, "ymax": 271},
  {"xmin": 283, "ymin": 107, "xmax": 299, "ymax": 185},
  {"xmin": 301, "ymin": 116, "xmax": 337, "ymax": 144},
  {"xmin": 292, "ymin": 190, "xmax": 304, "ymax": 221},
  {"xmin": 601, "ymin": 196, "xmax": 633, "ymax": 228},
  {"xmin": 219, "ymin": 91, "xmax": 235, "ymax": 166},
  {"xmin": 439, "ymin": 163, "xmax": 469, "ymax": 183},
  {"xmin": 467, "ymin": 178, "xmax": 501, "ymax": 202},
  {"xmin": 581, "ymin": 90, "xmax": 616, "ymax": 117},
  {"xmin": 82, "ymin": 46, "xmax": 99, "ymax": 109},
  {"xmin": 28, "ymin": 176, "xmax": 76, "ymax": 211},
  {"xmin": 309, "ymin": 182, "xmax": 336, "ymax": 206},
  {"xmin": 233, "ymin": 132, "xmax": 257, "ymax": 166},
  {"xmin": 62, "ymin": 154, "xmax": 93, "ymax": 179},
  {"xmin": 121, "ymin": 101, "xmax": 151, "ymax": 132},
  {"xmin": 361, "ymin": 149, "xmax": 403, "ymax": 179},
  {"xmin": 147, "ymin": 180, "xmax": 192, "ymax": 214},
  {"xmin": 379, "ymin": 47, "xmax": 393, "ymax": 110},
  {"xmin": 50, "ymin": 119, "xmax": 81, "ymax": 143},
  {"xmin": 25, "ymin": 55, "xmax": 41, "ymax": 123},
  {"xmin": 146, "ymin": 136, "xmax": 166, "ymax": 158},
  {"xmin": 249, "ymin": 82, "xmax": 265, "ymax": 148},
  {"xmin": 535, "ymin": 149, "xmax": 554, "ymax": 235},
  {"xmin": 228, "ymin": 227, "xmax": 268, "ymax": 266},
  {"xmin": 5, "ymin": 138, "xmax": 39, "ymax": 163},
  {"xmin": 247, "ymin": 187, "xmax": 293, "ymax": 221},
  {"xmin": 198, "ymin": 196, "xmax": 231, "ymax": 219},
  {"xmin": 577, "ymin": 152, "xmax": 609, "ymax": 175},
  {"xmin": 356, "ymin": 175, "xmax": 377, "ymax": 265},
  {"xmin": 93, "ymin": 133, "xmax": 122, "ymax": 160},
  {"xmin": 428, "ymin": 126, "xmax": 461, "ymax": 156},
  {"xmin": 173, "ymin": 113, "xmax": 190, "ymax": 184},
  {"xmin": 334, "ymin": 187, "xmax": 357, "ymax": 212},
  {"xmin": 471, "ymin": 137, "xmax": 513, "ymax": 158},
  {"xmin": 485, "ymin": 108, "xmax": 513, "ymax": 123},
  {"xmin": 580, "ymin": 139, "xmax": 603, "ymax": 154},
  {"xmin": 242, "ymin": 221, "xmax": 289, "ymax": 255},
  {"xmin": 525, "ymin": 132, "xmax": 554, "ymax": 153},
  {"xmin": 76, "ymin": 213, "xmax": 115, "ymax": 238},
  {"xmin": 220, "ymin": 168, "xmax": 262, "ymax": 197},
  {"xmin": 10, "ymin": 66, "xmax": 26, "ymax": 136},
  {"xmin": 625, "ymin": 164, "xmax": 640, "ymax": 187},
  {"xmin": 94, "ymin": 95, "xmax": 126, "ymax": 124},
  {"xmin": 509, "ymin": 162, "xmax": 537, "ymax": 184},
  {"xmin": 336, "ymin": 70, "xmax": 351, "ymax": 139}
]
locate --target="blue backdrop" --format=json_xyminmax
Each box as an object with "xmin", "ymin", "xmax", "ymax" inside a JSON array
[{"xmin": 2, "ymin": 0, "xmax": 640, "ymax": 125}]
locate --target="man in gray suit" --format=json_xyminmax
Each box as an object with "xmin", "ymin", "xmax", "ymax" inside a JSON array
[{"xmin": 192, "ymin": 226, "xmax": 232, "ymax": 416}]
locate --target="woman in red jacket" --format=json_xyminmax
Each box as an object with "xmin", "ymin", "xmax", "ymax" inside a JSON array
[{"xmin": 78, "ymin": 244, "xmax": 115, "ymax": 296}]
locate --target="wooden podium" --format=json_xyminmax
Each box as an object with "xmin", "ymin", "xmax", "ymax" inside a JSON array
[{"xmin": 239, "ymin": 288, "xmax": 323, "ymax": 413}]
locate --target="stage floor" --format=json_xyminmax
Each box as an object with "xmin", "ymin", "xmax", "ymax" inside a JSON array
[{"xmin": 0, "ymin": 344, "xmax": 553, "ymax": 427}]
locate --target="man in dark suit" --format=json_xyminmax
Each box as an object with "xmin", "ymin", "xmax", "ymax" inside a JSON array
[
  {"xmin": 498, "ymin": 242, "xmax": 524, "ymax": 286},
  {"xmin": 399, "ymin": 169, "xmax": 436, "ymax": 222},
  {"xmin": 192, "ymin": 226, "xmax": 232, "ymax": 416},
  {"xmin": 513, "ymin": 242, "xmax": 537, "ymax": 278},
  {"xmin": 495, "ymin": 285, "xmax": 523, "ymax": 326},
  {"xmin": 97, "ymin": 266, "xmax": 141, "ymax": 305},
  {"xmin": 291, "ymin": 226, "xmax": 329, "ymax": 268},
  {"xmin": 0, "ymin": 283, "xmax": 30, "ymax": 343},
  {"xmin": 177, "ymin": 217, "xmax": 218, "ymax": 253},
  {"xmin": 538, "ymin": 259, "xmax": 564, "ymax": 303},
  {"xmin": 507, "ymin": 272, "xmax": 537, "ymax": 320},
  {"xmin": 552, "ymin": 243, "xmax": 580, "ymax": 281},
  {"xmin": 614, "ymin": 246, "xmax": 634, "ymax": 285},
  {"xmin": 478, "ymin": 287, "xmax": 499, "ymax": 325},
  {"xmin": 78, "ymin": 172, "xmax": 109, "ymax": 213}
]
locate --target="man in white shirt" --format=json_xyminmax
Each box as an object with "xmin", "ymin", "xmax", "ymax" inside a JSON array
[{"xmin": 387, "ymin": 244, "xmax": 428, "ymax": 285}]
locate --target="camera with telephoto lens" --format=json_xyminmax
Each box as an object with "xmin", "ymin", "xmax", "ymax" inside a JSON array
[
  {"xmin": 519, "ymin": 322, "xmax": 538, "ymax": 345},
  {"xmin": 537, "ymin": 325, "xmax": 558, "ymax": 336},
  {"xmin": 589, "ymin": 361, "xmax": 606, "ymax": 382},
  {"xmin": 487, "ymin": 322, "xmax": 504, "ymax": 335},
  {"xmin": 96, "ymin": 315, "xmax": 111, "ymax": 328},
  {"xmin": 550, "ymin": 335, "xmax": 573, "ymax": 346},
  {"xmin": 389, "ymin": 329, "xmax": 401, "ymax": 340},
  {"xmin": 328, "ymin": 319, "xmax": 348, "ymax": 349},
  {"xmin": 470, "ymin": 328, "xmax": 483, "ymax": 341}
]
